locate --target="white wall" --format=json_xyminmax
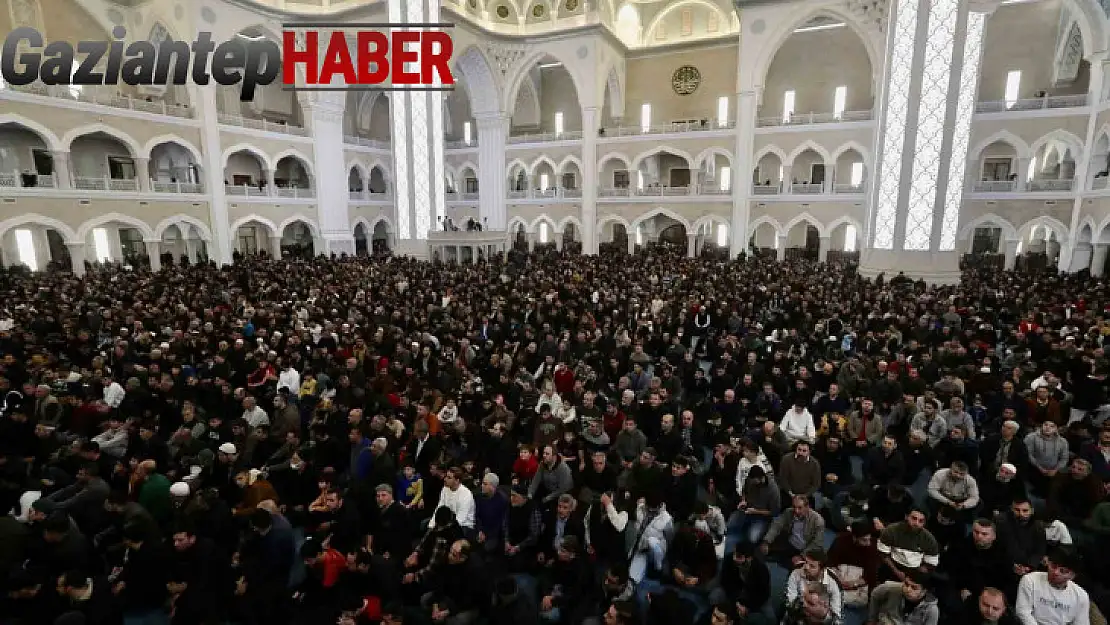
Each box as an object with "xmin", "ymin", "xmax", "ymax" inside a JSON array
[
  {"xmin": 763, "ymin": 26, "xmax": 873, "ymax": 118},
  {"xmin": 70, "ymin": 136, "xmax": 133, "ymax": 178},
  {"xmin": 0, "ymin": 127, "xmax": 49, "ymax": 172}
]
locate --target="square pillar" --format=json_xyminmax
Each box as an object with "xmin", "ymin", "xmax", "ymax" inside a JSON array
[
  {"xmin": 818, "ymin": 236, "xmax": 831, "ymax": 263},
  {"xmin": 581, "ymin": 106, "xmax": 599, "ymax": 254},
  {"xmin": 66, "ymin": 242, "xmax": 86, "ymax": 276},
  {"xmin": 477, "ymin": 114, "xmax": 509, "ymax": 230},
  {"xmin": 686, "ymin": 233, "xmax": 697, "ymax": 258},
  {"xmin": 191, "ymin": 84, "xmax": 233, "ymax": 265},
  {"xmin": 136, "ymin": 158, "xmax": 151, "ymax": 192},
  {"xmin": 1092, "ymin": 243, "xmax": 1108, "ymax": 277},
  {"xmin": 145, "ymin": 240, "xmax": 161, "ymax": 272},
  {"xmin": 52, "ymin": 151, "xmax": 72, "ymax": 189}
]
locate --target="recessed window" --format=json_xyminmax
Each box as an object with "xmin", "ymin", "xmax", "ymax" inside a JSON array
[
  {"xmin": 850, "ymin": 162, "xmax": 864, "ymax": 186},
  {"xmin": 540, "ymin": 173, "xmax": 549, "ymax": 189},
  {"xmin": 93, "ymin": 228, "xmax": 111, "ymax": 262},
  {"xmin": 783, "ymin": 90, "xmax": 795, "ymax": 123},
  {"xmin": 463, "ymin": 121, "xmax": 472, "ymax": 145},
  {"xmin": 716, "ymin": 224, "xmax": 728, "ymax": 247},
  {"xmin": 717, "ymin": 96, "xmax": 729, "ymax": 127},
  {"xmin": 14, "ymin": 229, "xmax": 37, "ymax": 271},
  {"xmin": 539, "ymin": 222, "xmax": 549, "ymax": 243},
  {"xmin": 844, "ymin": 225, "xmax": 858, "ymax": 252},
  {"xmin": 1004, "ymin": 70, "xmax": 1021, "ymax": 109},
  {"xmin": 719, "ymin": 166, "xmax": 732, "ymax": 191},
  {"xmin": 554, "ymin": 112, "xmax": 564, "ymax": 136},
  {"xmin": 833, "ymin": 86, "xmax": 847, "ymax": 119},
  {"xmin": 641, "ymin": 103, "xmax": 651, "ymax": 132}
]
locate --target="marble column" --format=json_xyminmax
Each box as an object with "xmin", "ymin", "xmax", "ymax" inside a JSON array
[
  {"xmin": 776, "ymin": 235, "xmax": 787, "ymax": 261},
  {"xmin": 135, "ymin": 158, "xmax": 151, "ymax": 192},
  {"xmin": 476, "ymin": 113, "xmax": 509, "ymax": 231},
  {"xmin": 1003, "ymin": 239, "xmax": 1019, "ymax": 271},
  {"xmin": 270, "ymin": 235, "xmax": 283, "ymax": 258},
  {"xmin": 66, "ymin": 242, "xmax": 86, "ymax": 276},
  {"xmin": 729, "ymin": 85, "xmax": 758, "ymax": 256},
  {"xmin": 686, "ymin": 233, "xmax": 697, "ymax": 258},
  {"xmin": 1092, "ymin": 243, "xmax": 1108, "ymax": 277},
  {"xmin": 860, "ymin": 0, "xmax": 995, "ymax": 284},
  {"xmin": 1063, "ymin": 54, "xmax": 1107, "ymax": 271},
  {"xmin": 192, "ymin": 85, "xmax": 233, "ymax": 265},
  {"xmin": 626, "ymin": 235, "xmax": 635, "ymax": 255},
  {"xmin": 145, "ymin": 240, "xmax": 161, "ymax": 272},
  {"xmin": 581, "ymin": 106, "xmax": 599, "ymax": 254},
  {"xmin": 302, "ymin": 93, "xmax": 355, "ymax": 255},
  {"xmin": 818, "ymin": 236, "xmax": 831, "ymax": 263},
  {"xmin": 184, "ymin": 238, "xmax": 199, "ymax": 264},
  {"xmin": 51, "ymin": 151, "xmax": 71, "ymax": 189}
]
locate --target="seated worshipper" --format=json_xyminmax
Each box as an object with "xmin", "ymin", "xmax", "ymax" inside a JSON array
[
  {"xmin": 429, "ymin": 466, "xmax": 476, "ymax": 532},
  {"xmin": 979, "ymin": 463, "xmax": 1027, "ymax": 515},
  {"xmin": 474, "ymin": 472, "xmax": 508, "ymax": 553},
  {"xmin": 934, "ymin": 426, "xmax": 980, "ymax": 475},
  {"xmin": 713, "ymin": 543, "xmax": 772, "ymax": 619},
  {"xmin": 979, "ymin": 421, "xmax": 1028, "ymax": 477},
  {"xmin": 583, "ymin": 491, "xmax": 630, "ymax": 567},
  {"xmin": 661, "ymin": 522, "xmax": 719, "ymax": 606},
  {"xmin": 951, "ymin": 587, "xmax": 1019, "ymax": 625},
  {"xmin": 781, "ymin": 400, "xmax": 817, "ymax": 446},
  {"xmin": 780, "ymin": 582, "xmax": 839, "ymax": 625},
  {"xmin": 1024, "ymin": 421, "xmax": 1070, "ymax": 496},
  {"xmin": 940, "ymin": 517, "xmax": 1011, "ymax": 613},
  {"xmin": 779, "ymin": 440, "xmax": 822, "ymax": 502},
  {"xmin": 372, "ymin": 483, "xmax": 413, "ymax": 562},
  {"xmin": 827, "ymin": 521, "xmax": 881, "ymax": 610},
  {"xmin": 925, "ymin": 461, "xmax": 979, "ymax": 523},
  {"xmin": 537, "ymin": 494, "xmax": 585, "ymax": 567},
  {"xmin": 503, "ymin": 483, "xmax": 543, "ymax": 571},
  {"xmin": 760, "ymin": 494, "xmax": 825, "ymax": 568},
  {"xmin": 402, "ymin": 507, "xmax": 464, "ymax": 587},
  {"xmin": 994, "ymin": 498, "xmax": 1047, "ymax": 591},
  {"xmin": 901, "ymin": 430, "xmax": 937, "ymax": 487},
  {"xmin": 536, "ymin": 536, "xmax": 592, "ymax": 624},
  {"xmin": 1015, "ymin": 547, "xmax": 1090, "ymax": 625},
  {"xmin": 691, "ymin": 501, "xmax": 728, "ymax": 560},
  {"xmin": 1047, "ymin": 457, "xmax": 1102, "ymax": 529},
  {"xmin": 294, "ymin": 539, "xmax": 348, "ymax": 616},
  {"xmin": 867, "ymin": 570, "xmax": 940, "ymax": 625},
  {"xmin": 876, "ymin": 508, "xmax": 940, "ymax": 583},
  {"xmin": 232, "ymin": 468, "xmax": 279, "ymax": 518},
  {"xmin": 421, "ymin": 539, "xmax": 492, "ymax": 625},
  {"xmin": 529, "ymin": 445, "xmax": 575, "ymax": 508},
  {"xmin": 628, "ymin": 492, "xmax": 675, "ymax": 583},
  {"xmin": 865, "ymin": 436, "xmax": 907, "ymax": 488},
  {"xmin": 784, "ymin": 547, "xmax": 845, "ymax": 623}
]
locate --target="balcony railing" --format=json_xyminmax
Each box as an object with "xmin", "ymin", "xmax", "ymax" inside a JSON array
[
  {"xmin": 444, "ymin": 191, "xmax": 480, "ymax": 201},
  {"xmin": 1028, "ymin": 179, "xmax": 1075, "ymax": 192},
  {"xmin": 1094, "ymin": 177, "xmax": 1109, "ymax": 190},
  {"xmin": 349, "ymin": 190, "xmax": 393, "ymax": 201},
  {"xmin": 753, "ymin": 184, "xmax": 781, "ymax": 195},
  {"xmin": 0, "ymin": 172, "xmax": 56, "ymax": 188},
  {"xmin": 833, "ymin": 183, "xmax": 865, "ymax": 194},
  {"xmin": 974, "ymin": 94, "xmax": 1088, "ymax": 113},
  {"xmin": 225, "ymin": 185, "xmax": 273, "ymax": 197},
  {"xmin": 153, "ymin": 181, "xmax": 204, "ymax": 194},
  {"xmin": 445, "ymin": 139, "xmax": 478, "ymax": 149},
  {"xmin": 275, "ymin": 187, "xmax": 315, "ymax": 199},
  {"xmin": 507, "ymin": 130, "xmax": 584, "ymax": 144},
  {"xmin": 218, "ymin": 113, "xmax": 308, "ymax": 136},
  {"xmin": 598, "ymin": 120, "xmax": 736, "ymax": 138},
  {"xmin": 75, "ymin": 177, "xmax": 139, "ymax": 191},
  {"xmin": 756, "ymin": 110, "xmax": 873, "ymax": 127},
  {"xmin": 790, "ymin": 183, "xmax": 825, "ymax": 194},
  {"xmin": 343, "ymin": 135, "xmax": 390, "ymax": 149},
  {"xmin": 3, "ymin": 82, "xmax": 194, "ymax": 118},
  {"xmin": 974, "ymin": 180, "xmax": 1017, "ymax": 192}
]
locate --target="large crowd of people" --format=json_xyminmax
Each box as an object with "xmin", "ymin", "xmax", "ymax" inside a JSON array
[{"xmin": 1, "ymin": 245, "xmax": 1108, "ymax": 625}]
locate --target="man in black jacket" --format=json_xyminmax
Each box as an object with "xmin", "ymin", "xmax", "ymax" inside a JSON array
[
  {"xmin": 373, "ymin": 484, "xmax": 412, "ymax": 562},
  {"xmin": 940, "ymin": 518, "xmax": 1011, "ymax": 613},
  {"xmin": 117, "ymin": 522, "xmax": 171, "ymax": 624},
  {"xmin": 424, "ymin": 539, "xmax": 490, "ymax": 625},
  {"xmin": 56, "ymin": 571, "xmax": 119, "ymax": 625},
  {"xmin": 711, "ymin": 543, "xmax": 771, "ymax": 619},
  {"xmin": 169, "ymin": 522, "xmax": 231, "ymax": 625}
]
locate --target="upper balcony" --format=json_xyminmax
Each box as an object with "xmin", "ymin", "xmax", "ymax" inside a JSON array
[
  {"xmin": 1, "ymin": 82, "xmax": 193, "ymax": 119},
  {"xmin": 974, "ymin": 94, "xmax": 1089, "ymax": 115},
  {"xmin": 756, "ymin": 110, "xmax": 873, "ymax": 129}
]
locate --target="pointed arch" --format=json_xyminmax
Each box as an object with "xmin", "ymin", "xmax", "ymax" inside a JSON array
[
  {"xmin": 0, "ymin": 114, "xmax": 63, "ymax": 152},
  {"xmin": 783, "ymin": 212, "xmax": 827, "ymax": 238},
  {"xmin": 826, "ymin": 215, "xmax": 866, "ymax": 237},
  {"xmin": 785, "ymin": 140, "xmax": 833, "ymax": 167},
  {"xmin": 556, "ymin": 154, "xmax": 584, "ymax": 176},
  {"xmin": 368, "ymin": 214, "xmax": 395, "ymax": 235},
  {"xmin": 503, "ymin": 47, "xmax": 587, "ymax": 115},
  {"xmin": 831, "ymin": 140, "xmax": 871, "ymax": 164},
  {"xmin": 969, "ymin": 130, "xmax": 1032, "ymax": 161},
  {"xmin": 529, "ymin": 155, "xmax": 558, "ymax": 176},
  {"xmin": 153, "ymin": 215, "xmax": 214, "ymax": 242},
  {"xmin": 747, "ymin": 215, "xmax": 785, "ymax": 238},
  {"xmin": 1078, "ymin": 216, "xmax": 1097, "ymax": 242},
  {"xmin": 643, "ymin": 0, "xmax": 733, "ymax": 41},
  {"xmin": 506, "ymin": 216, "xmax": 530, "ymax": 233},
  {"xmin": 458, "ymin": 160, "xmax": 480, "ymax": 177},
  {"xmin": 1030, "ymin": 130, "xmax": 1086, "ymax": 162},
  {"xmin": 557, "ymin": 215, "xmax": 584, "ymax": 234},
  {"xmin": 604, "ymin": 64, "xmax": 625, "ymax": 121},
  {"xmin": 512, "ymin": 75, "xmax": 542, "ymax": 127},
  {"xmin": 1017, "ymin": 216, "xmax": 1069, "ymax": 242},
  {"xmin": 453, "ymin": 45, "xmax": 501, "ymax": 116},
  {"xmin": 273, "ymin": 148, "xmax": 316, "ymax": 178},
  {"xmin": 691, "ymin": 213, "xmax": 730, "ymax": 235},
  {"xmin": 753, "ymin": 7, "xmax": 881, "ymax": 95},
  {"xmin": 597, "ymin": 214, "xmax": 632, "ymax": 230},
  {"xmin": 506, "ymin": 158, "xmax": 530, "ymax": 178},
  {"xmin": 143, "ymin": 134, "xmax": 203, "ymax": 162},
  {"xmin": 754, "ymin": 145, "xmax": 789, "ymax": 164},
  {"xmin": 598, "ymin": 152, "xmax": 633, "ymax": 172},
  {"xmin": 222, "ymin": 144, "xmax": 273, "ymax": 171},
  {"xmin": 277, "ymin": 215, "xmax": 322, "ymax": 238},
  {"xmin": 957, "ymin": 213, "xmax": 1019, "ymax": 242},
  {"xmin": 694, "ymin": 147, "xmax": 734, "ymax": 170},
  {"xmin": 631, "ymin": 145, "xmax": 694, "ymax": 170},
  {"xmin": 230, "ymin": 214, "xmax": 280, "ymax": 238},
  {"xmin": 62, "ymin": 123, "xmax": 142, "ymax": 156},
  {"xmin": 1095, "ymin": 215, "xmax": 1110, "ymax": 244},
  {"xmin": 347, "ymin": 160, "xmax": 370, "ymax": 181},
  {"xmin": 0, "ymin": 214, "xmax": 77, "ymax": 242},
  {"xmin": 529, "ymin": 214, "xmax": 558, "ymax": 233},
  {"xmin": 630, "ymin": 207, "xmax": 693, "ymax": 230},
  {"xmin": 76, "ymin": 212, "xmax": 156, "ymax": 241},
  {"xmin": 352, "ymin": 217, "xmax": 373, "ymax": 237}
]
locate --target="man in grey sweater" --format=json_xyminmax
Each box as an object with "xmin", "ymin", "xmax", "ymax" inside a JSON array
[
  {"xmin": 1024, "ymin": 421, "xmax": 1070, "ymax": 495},
  {"xmin": 528, "ymin": 444, "xmax": 574, "ymax": 506},
  {"xmin": 868, "ymin": 570, "xmax": 940, "ymax": 625}
]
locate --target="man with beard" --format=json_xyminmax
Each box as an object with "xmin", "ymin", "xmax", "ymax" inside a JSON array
[
  {"xmin": 941, "ymin": 518, "xmax": 1012, "ymax": 612},
  {"xmin": 168, "ymin": 522, "xmax": 230, "ymax": 625},
  {"xmin": 994, "ymin": 498, "xmax": 1047, "ymax": 597},
  {"xmin": 1015, "ymin": 548, "xmax": 1089, "ymax": 625},
  {"xmin": 373, "ymin": 484, "xmax": 411, "ymax": 562},
  {"xmin": 979, "ymin": 463, "xmax": 1027, "ymax": 515},
  {"xmin": 953, "ymin": 588, "xmax": 1018, "ymax": 625},
  {"xmin": 583, "ymin": 491, "xmax": 628, "ymax": 569}
]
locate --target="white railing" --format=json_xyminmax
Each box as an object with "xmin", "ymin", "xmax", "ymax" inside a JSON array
[
  {"xmin": 700, "ymin": 186, "xmax": 731, "ymax": 195},
  {"xmin": 834, "ymin": 183, "xmax": 865, "ymax": 194},
  {"xmin": 753, "ymin": 185, "xmax": 780, "ymax": 195},
  {"xmin": 343, "ymin": 135, "xmax": 390, "ymax": 149},
  {"xmin": 4, "ymin": 83, "xmax": 194, "ymax": 118},
  {"xmin": 974, "ymin": 94, "xmax": 1088, "ymax": 113},
  {"xmin": 0, "ymin": 172, "xmax": 56, "ymax": 188},
  {"xmin": 562, "ymin": 188, "xmax": 582, "ymax": 198},
  {"xmin": 0, "ymin": 173, "xmax": 15, "ymax": 187},
  {"xmin": 506, "ymin": 130, "xmax": 584, "ymax": 144},
  {"xmin": 599, "ymin": 187, "xmax": 631, "ymax": 197},
  {"xmin": 224, "ymin": 184, "xmax": 270, "ymax": 197},
  {"xmin": 1028, "ymin": 178, "xmax": 1075, "ymax": 191},
  {"xmin": 790, "ymin": 183, "xmax": 825, "ymax": 194},
  {"xmin": 1094, "ymin": 177, "xmax": 1109, "ymax": 190},
  {"xmin": 445, "ymin": 139, "xmax": 478, "ymax": 149},
  {"xmin": 152, "ymin": 181, "xmax": 204, "ymax": 194},
  {"xmin": 218, "ymin": 113, "xmax": 308, "ymax": 136},
  {"xmin": 756, "ymin": 110, "xmax": 873, "ymax": 127},
  {"xmin": 598, "ymin": 120, "xmax": 736, "ymax": 138},
  {"xmin": 460, "ymin": 192, "xmax": 479, "ymax": 201},
  {"xmin": 534, "ymin": 188, "xmax": 557, "ymax": 199},
  {"xmin": 973, "ymin": 180, "xmax": 1017, "ymax": 192},
  {"xmin": 74, "ymin": 177, "xmax": 138, "ymax": 191},
  {"xmin": 275, "ymin": 187, "xmax": 315, "ymax": 199},
  {"xmin": 507, "ymin": 190, "xmax": 528, "ymax": 199}
]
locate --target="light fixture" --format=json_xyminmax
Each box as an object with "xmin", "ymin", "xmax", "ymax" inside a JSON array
[
  {"xmin": 794, "ymin": 22, "xmax": 846, "ymax": 34},
  {"xmin": 538, "ymin": 62, "xmax": 562, "ymax": 69}
]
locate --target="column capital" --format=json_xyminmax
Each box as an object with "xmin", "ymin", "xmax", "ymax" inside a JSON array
[
  {"xmin": 64, "ymin": 241, "xmax": 86, "ymax": 249},
  {"xmin": 51, "ymin": 149, "xmax": 69, "ymax": 156}
]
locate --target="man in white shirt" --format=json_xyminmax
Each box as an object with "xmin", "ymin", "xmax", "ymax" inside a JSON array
[
  {"xmin": 780, "ymin": 400, "xmax": 816, "ymax": 445},
  {"xmin": 102, "ymin": 378, "xmax": 125, "ymax": 409},
  {"xmin": 241, "ymin": 396, "xmax": 269, "ymax": 428},
  {"xmin": 428, "ymin": 466, "xmax": 476, "ymax": 530},
  {"xmin": 1016, "ymin": 549, "xmax": 1089, "ymax": 625},
  {"xmin": 276, "ymin": 364, "xmax": 300, "ymax": 394}
]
